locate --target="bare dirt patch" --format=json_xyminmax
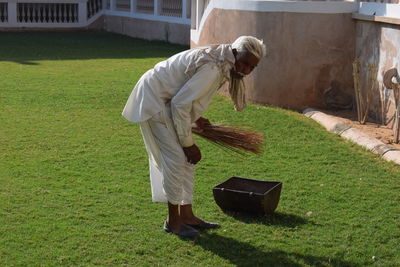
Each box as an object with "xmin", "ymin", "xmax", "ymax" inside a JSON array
[{"xmin": 322, "ymin": 110, "xmax": 400, "ymax": 150}]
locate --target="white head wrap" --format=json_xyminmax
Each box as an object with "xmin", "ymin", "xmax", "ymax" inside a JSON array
[
  {"xmin": 231, "ymin": 36, "xmax": 267, "ymax": 60},
  {"xmin": 229, "ymin": 36, "xmax": 266, "ymax": 111}
]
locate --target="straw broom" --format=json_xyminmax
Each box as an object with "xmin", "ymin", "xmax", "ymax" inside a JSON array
[
  {"xmin": 192, "ymin": 124, "xmax": 264, "ymax": 155},
  {"xmin": 361, "ymin": 63, "xmax": 377, "ymax": 124}
]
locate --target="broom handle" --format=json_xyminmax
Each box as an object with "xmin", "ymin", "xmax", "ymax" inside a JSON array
[{"xmin": 353, "ymin": 60, "xmax": 362, "ymax": 122}]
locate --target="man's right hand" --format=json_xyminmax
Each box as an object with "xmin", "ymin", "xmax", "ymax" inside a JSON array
[{"xmin": 183, "ymin": 144, "xmax": 201, "ymax": 165}]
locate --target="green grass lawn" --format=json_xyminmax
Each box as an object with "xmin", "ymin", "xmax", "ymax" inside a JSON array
[{"xmin": 0, "ymin": 31, "xmax": 399, "ymax": 266}]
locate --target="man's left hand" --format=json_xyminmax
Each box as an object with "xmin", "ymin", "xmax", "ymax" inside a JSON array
[
  {"xmin": 195, "ymin": 117, "xmax": 211, "ymax": 129},
  {"xmin": 183, "ymin": 144, "xmax": 202, "ymax": 165}
]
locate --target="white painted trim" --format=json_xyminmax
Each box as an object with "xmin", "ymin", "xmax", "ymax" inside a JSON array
[
  {"xmin": 154, "ymin": 0, "xmax": 161, "ymax": 16},
  {"xmin": 7, "ymin": 2, "xmax": 17, "ymax": 24},
  {"xmin": 104, "ymin": 9, "xmax": 191, "ymax": 24},
  {"xmin": 359, "ymin": 3, "xmax": 400, "ymax": 18},
  {"xmin": 78, "ymin": 1, "xmax": 87, "ymax": 23},
  {"xmin": 207, "ymin": 0, "xmax": 358, "ymax": 14},
  {"xmin": 130, "ymin": 0, "xmax": 136, "ymax": 13},
  {"xmin": 191, "ymin": 0, "xmax": 359, "ymax": 44},
  {"xmin": 182, "ymin": 0, "xmax": 187, "ymax": 19}
]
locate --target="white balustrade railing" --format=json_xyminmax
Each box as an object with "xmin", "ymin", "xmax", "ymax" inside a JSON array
[
  {"xmin": 0, "ymin": 0, "xmax": 191, "ymax": 27},
  {"xmin": 0, "ymin": 0, "xmax": 103, "ymax": 27},
  {"xmin": 136, "ymin": 0, "xmax": 154, "ymax": 14},
  {"xmin": 105, "ymin": 0, "xmax": 190, "ymax": 24},
  {"xmin": 17, "ymin": 3, "xmax": 79, "ymax": 23},
  {"xmin": 87, "ymin": 0, "xmax": 102, "ymax": 18}
]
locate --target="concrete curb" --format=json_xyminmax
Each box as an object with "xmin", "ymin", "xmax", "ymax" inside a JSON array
[{"xmin": 303, "ymin": 108, "xmax": 400, "ymax": 165}]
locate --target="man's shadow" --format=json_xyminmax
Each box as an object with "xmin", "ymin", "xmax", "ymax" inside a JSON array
[
  {"xmin": 192, "ymin": 212, "xmax": 356, "ymax": 266},
  {"xmin": 195, "ymin": 232, "xmax": 359, "ymax": 267},
  {"xmin": 221, "ymin": 211, "xmax": 314, "ymax": 227}
]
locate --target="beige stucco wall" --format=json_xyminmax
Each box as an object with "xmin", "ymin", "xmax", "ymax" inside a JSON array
[
  {"xmin": 192, "ymin": 8, "xmax": 356, "ymax": 111},
  {"xmin": 104, "ymin": 15, "xmax": 190, "ymax": 45},
  {"xmin": 355, "ymin": 20, "xmax": 400, "ymax": 126}
]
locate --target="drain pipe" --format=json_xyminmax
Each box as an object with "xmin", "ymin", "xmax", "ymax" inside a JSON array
[{"xmin": 303, "ymin": 108, "xmax": 400, "ymax": 165}]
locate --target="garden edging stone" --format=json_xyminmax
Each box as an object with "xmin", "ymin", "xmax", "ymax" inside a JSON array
[{"xmin": 303, "ymin": 108, "xmax": 400, "ymax": 165}]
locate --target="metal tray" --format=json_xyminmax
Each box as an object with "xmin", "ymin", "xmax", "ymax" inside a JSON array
[{"xmin": 213, "ymin": 177, "xmax": 282, "ymax": 214}]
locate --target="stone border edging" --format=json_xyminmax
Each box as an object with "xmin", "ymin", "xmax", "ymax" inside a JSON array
[{"xmin": 303, "ymin": 108, "xmax": 400, "ymax": 165}]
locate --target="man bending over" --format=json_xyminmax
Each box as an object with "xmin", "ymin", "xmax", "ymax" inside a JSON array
[{"xmin": 122, "ymin": 36, "xmax": 266, "ymax": 238}]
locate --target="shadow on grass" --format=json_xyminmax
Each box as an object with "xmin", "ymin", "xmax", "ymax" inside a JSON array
[
  {"xmin": 0, "ymin": 31, "xmax": 188, "ymax": 64},
  {"xmin": 222, "ymin": 211, "xmax": 310, "ymax": 228},
  {"xmin": 196, "ymin": 233, "xmax": 359, "ymax": 267}
]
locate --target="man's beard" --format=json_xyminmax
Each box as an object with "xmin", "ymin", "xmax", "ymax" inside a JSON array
[{"xmin": 229, "ymin": 75, "xmax": 246, "ymax": 111}]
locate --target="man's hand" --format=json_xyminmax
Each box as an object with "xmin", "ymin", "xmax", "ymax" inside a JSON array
[
  {"xmin": 195, "ymin": 117, "xmax": 211, "ymax": 129},
  {"xmin": 183, "ymin": 144, "xmax": 201, "ymax": 165}
]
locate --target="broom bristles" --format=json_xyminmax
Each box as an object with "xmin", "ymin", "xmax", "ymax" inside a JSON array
[{"xmin": 192, "ymin": 124, "xmax": 264, "ymax": 155}]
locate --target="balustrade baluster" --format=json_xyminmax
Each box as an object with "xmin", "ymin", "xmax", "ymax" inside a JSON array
[
  {"xmin": 34, "ymin": 5, "xmax": 38, "ymax": 22},
  {"xmin": 22, "ymin": 4, "xmax": 27, "ymax": 22},
  {"xmin": 25, "ymin": 4, "xmax": 28, "ymax": 22},
  {"xmin": 18, "ymin": 4, "xmax": 23, "ymax": 22},
  {"xmin": 46, "ymin": 4, "xmax": 50, "ymax": 22},
  {"xmin": 68, "ymin": 4, "xmax": 71, "ymax": 22},
  {"xmin": 56, "ymin": 4, "xmax": 59, "ymax": 22},
  {"xmin": 28, "ymin": 4, "xmax": 33, "ymax": 22},
  {"xmin": 63, "ymin": 4, "xmax": 67, "ymax": 22},
  {"xmin": 69, "ymin": 4, "xmax": 73, "ymax": 22},
  {"xmin": 39, "ymin": 5, "xmax": 42, "ymax": 22},
  {"xmin": 60, "ymin": 4, "xmax": 63, "ymax": 22},
  {"xmin": 55, "ymin": 4, "xmax": 58, "ymax": 22},
  {"xmin": 18, "ymin": 4, "xmax": 21, "ymax": 22},
  {"xmin": 88, "ymin": 1, "xmax": 92, "ymax": 18},
  {"xmin": 75, "ymin": 4, "xmax": 79, "ymax": 22},
  {"xmin": 41, "ymin": 5, "xmax": 44, "ymax": 23},
  {"xmin": 49, "ymin": 4, "xmax": 53, "ymax": 22},
  {"xmin": 26, "ymin": 4, "xmax": 29, "ymax": 22},
  {"xmin": 74, "ymin": 4, "xmax": 77, "ymax": 22},
  {"xmin": 25, "ymin": 4, "xmax": 29, "ymax": 22},
  {"xmin": 66, "ymin": 4, "xmax": 68, "ymax": 22},
  {"xmin": 27, "ymin": 4, "xmax": 30, "ymax": 22},
  {"xmin": 71, "ymin": 4, "xmax": 74, "ymax": 22},
  {"xmin": 1, "ymin": 4, "xmax": 3, "ymax": 22},
  {"xmin": 32, "ymin": 4, "xmax": 36, "ymax": 22}
]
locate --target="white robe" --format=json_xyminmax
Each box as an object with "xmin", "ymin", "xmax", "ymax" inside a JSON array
[{"xmin": 122, "ymin": 45, "xmax": 235, "ymax": 204}]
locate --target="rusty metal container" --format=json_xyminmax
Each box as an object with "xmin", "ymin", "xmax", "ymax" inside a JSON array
[{"xmin": 213, "ymin": 177, "xmax": 282, "ymax": 214}]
